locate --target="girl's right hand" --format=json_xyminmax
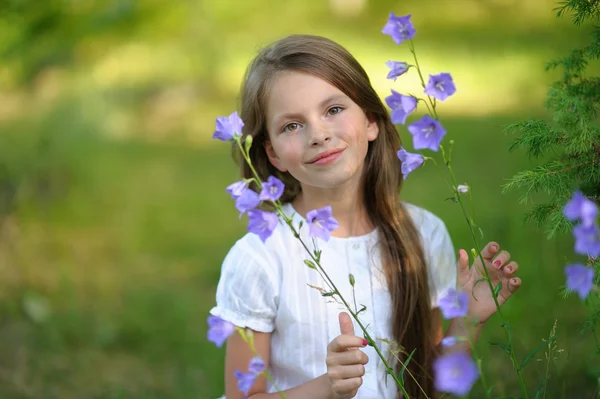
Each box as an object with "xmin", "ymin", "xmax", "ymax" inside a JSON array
[{"xmin": 325, "ymin": 312, "xmax": 369, "ymax": 399}]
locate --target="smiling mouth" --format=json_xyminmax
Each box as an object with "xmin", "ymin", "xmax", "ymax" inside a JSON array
[{"xmin": 307, "ymin": 148, "xmax": 345, "ymax": 165}]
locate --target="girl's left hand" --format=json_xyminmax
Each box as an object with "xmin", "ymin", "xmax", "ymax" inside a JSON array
[{"xmin": 456, "ymin": 241, "xmax": 522, "ymax": 324}]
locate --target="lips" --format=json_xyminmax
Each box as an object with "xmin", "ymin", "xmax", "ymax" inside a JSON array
[{"xmin": 307, "ymin": 148, "xmax": 345, "ymax": 164}]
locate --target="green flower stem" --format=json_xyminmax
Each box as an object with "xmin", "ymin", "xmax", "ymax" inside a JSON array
[
  {"xmin": 445, "ymin": 159, "xmax": 529, "ymax": 399},
  {"xmin": 408, "ymin": 40, "xmax": 439, "ymax": 120},
  {"xmin": 264, "ymin": 371, "xmax": 287, "ymax": 399},
  {"xmin": 236, "ymin": 137, "xmax": 264, "ymax": 192}
]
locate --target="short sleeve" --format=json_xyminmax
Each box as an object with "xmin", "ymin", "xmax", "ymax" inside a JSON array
[
  {"xmin": 425, "ymin": 217, "xmax": 457, "ymax": 307},
  {"xmin": 209, "ymin": 236, "xmax": 280, "ymax": 333}
]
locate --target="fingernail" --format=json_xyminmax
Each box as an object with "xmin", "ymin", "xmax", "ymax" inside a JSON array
[
  {"xmin": 362, "ymin": 339, "xmax": 368, "ymax": 347},
  {"xmin": 494, "ymin": 260, "xmax": 502, "ymax": 268},
  {"xmin": 491, "ymin": 244, "xmax": 498, "ymax": 251},
  {"xmin": 505, "ymin": 266, "xmax": 512, "ymax": 273}
]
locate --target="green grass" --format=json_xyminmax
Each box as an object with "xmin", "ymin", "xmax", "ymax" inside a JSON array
[{"xmin": 0, "ymin": 111, "xmax": 597, "ymax": 398}]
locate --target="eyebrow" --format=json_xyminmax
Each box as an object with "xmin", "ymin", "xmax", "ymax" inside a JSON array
[{"xmin": 271, "ymin": 94, "xmax": 348, "ymax": 127}]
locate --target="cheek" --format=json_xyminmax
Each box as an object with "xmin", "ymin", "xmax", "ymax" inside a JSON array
[{"xmin": 275, "ymin": 138, "xmax": 304, "ymax": 167}]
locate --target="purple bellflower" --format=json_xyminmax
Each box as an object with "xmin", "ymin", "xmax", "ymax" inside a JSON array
[
  {"xmin": 386, "ymin": 61, "xmax": 409, "ymax": 80},
  {"xmin": 306, "ymin": 206, "xmax": 339, "ymax": 242},
  {"xmin": 385, "ymin": 90, "xmax": 417, "ymax": 125},
  {"xmin": 382, "ymin": 13, "xmax": 416, "ymax": 45},
  {"xmin": 408, "ymin": 115, "xmax": 447, "ymax": 151},
  {"xmin": 565, "ymin": 264, "xmax": 595, "ymax": 300},
  {"xmin": 564, "ymin": 191, "xmax": 598, "ymax": 227},
  {"xmin": 259, "ymin": 176, "xmax": 285, "ymax": 201},
  {"xmin": 213, "ymin": 111, "xmax": 244, "ymax": 141},
  {"xmin": 438, "ymin": 288, "xmax": 469, "ymax": 319},
  {"xmin": 424, "ymin": 73, "xmax": 456, "ymax": 102},
  {"xmin": 207, "ymin": 315, "xmax": 235, "ymax": 348},
  {"xmin": 234, "ymin": 356, "xmax": 266, "ymax": 396},
  {"xmin": 397, "ymin": 147, "xmax": 424, "ymax": 179},
  {"xmin": 226, "ymin": 180, "xmax": 248, "ymax": 199},
  {"xmin": 434, "ymin": 351, "xmax": 479, "ymax": 396},
  {"xmin": 235, "ymin": 189, "xmax": 261, "ymax": 217},
  {"xmin": 248, "ymin": 210, "xmax": 279, "ymax": 243},
  {"xmin": 573, "ymin": 224, "xmax": 600, "ymax": 258}
]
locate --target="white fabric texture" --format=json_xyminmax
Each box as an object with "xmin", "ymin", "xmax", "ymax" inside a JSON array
[{"xmin": 210, "ymin": 202, "xmax": 457, "ymax": 399}]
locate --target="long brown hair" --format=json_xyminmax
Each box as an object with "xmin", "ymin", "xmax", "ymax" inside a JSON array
[{"xmin": 236, "ymin": 34, "xmax": 437, "ymax": 398}]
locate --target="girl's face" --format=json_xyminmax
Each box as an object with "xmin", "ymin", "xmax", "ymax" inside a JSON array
[{"xmin": 264, "ymin": 71, "xmax": 379, "ymax": 191}]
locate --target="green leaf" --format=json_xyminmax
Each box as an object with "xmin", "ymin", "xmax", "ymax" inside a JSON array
[
  {"xmin": 322, "ymin": 291, "xmax": 338, "ymax": 297},
  {"xmin": 357, "ymin": 304, "xmax": 367, "ymax": 315},
  {"xmin": 520, "ymin": 337, "xmax": 554, "ymax": 371},
  {"xmin": 303, "ymin": 260, "xmax": 317, "ymax": 270},
  {"xmin": 488, "ymin": 341, "xmax": 511, "ymax": 355},
  {"xmin": 314, "ymin": 250, "xmax": 322, "ymax": 262},
  {"xmin": 493, "ymin": 282, "xmax": 503, "ymax": 298},
  {"xmin": 398, "ymin": 348, "xmax": 416, "ymax": 385}
]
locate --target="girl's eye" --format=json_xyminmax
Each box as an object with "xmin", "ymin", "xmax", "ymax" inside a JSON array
[
  {"xmin": 328, "ymin": 106, "xmax": 343, "ymax": 115},
  {"xmin": 283, "ymin": 122, "xmax": 300, "ymax": 133}
]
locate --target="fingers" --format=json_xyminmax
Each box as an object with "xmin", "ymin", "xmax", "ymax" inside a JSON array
[
  {"xmin": 339, "ymin": 312, "xmax": 355, "ymax": 336},
  {"xmin": 328, "ymin": 364, "xmax": 366, "ymax": 380},
  {"xmin": 328, "ymin": 335, "xmax": 368, "ymax": 353},
  {"xmin": 330, "ymin": 377, "xmax": 362, "ymax": 397},
  {"xmin": 480, "ymin": 242, "xmax": 500, "ymax": 261},
  {"xmin": 498, "ymin": 276, "xmax": 522, "ymax": 307},
  {"xmin": 508, "ymin": 277, "xmax": 521, "ymax": 294},
  {"xmin": 456, "ymin": 249, "xmax": 470, "ymax": 286},
  {"xmin": 502, "ymin": 261, "xmax": 518, "ymax": 277},
  {"xmin": 492, "ymin": 250, "xmax": 511, "ymax": 269},
  {"xmin": 327, "ymin": 348, "xmax": 369, "ymax": 366}
]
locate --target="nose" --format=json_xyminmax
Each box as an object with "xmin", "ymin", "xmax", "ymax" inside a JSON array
[{"xmin": 308, "ymin": 123, "xmax": 332, "ymax": 147}]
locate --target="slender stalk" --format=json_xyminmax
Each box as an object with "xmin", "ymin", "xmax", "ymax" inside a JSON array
[
  {"xmin": 445, "ymin": 161, "xmax": 529, "ymax": 399},
  {"xmin": 264, "ymin": 372, "xmax": 287, "ymax": 399},
  {"xmin": 408, "ymin": 40, "xmax": 439, "ymax": 120}
]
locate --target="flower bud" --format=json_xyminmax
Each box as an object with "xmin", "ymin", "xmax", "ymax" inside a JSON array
[
  {"xmin": 349, "ymin": 273, "xmax": 355, "ymax": 287},
  {"xmin": 244, "ymin": 135, "xmax": 253, "ymax": 152}
]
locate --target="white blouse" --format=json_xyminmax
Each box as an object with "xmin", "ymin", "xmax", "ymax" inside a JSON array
[{"xmin": 210, "ymin": 202, "xmax": 457, "ymax": 399}]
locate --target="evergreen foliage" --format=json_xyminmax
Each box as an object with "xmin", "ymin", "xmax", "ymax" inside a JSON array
[{"xmin": 504, "ymin": 0, "xmax": 600, "ymax": 240}]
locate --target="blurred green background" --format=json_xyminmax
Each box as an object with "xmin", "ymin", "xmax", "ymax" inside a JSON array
[{"xmin": 0, "ymin": 0, "xmax": 598, "ymax": 398}]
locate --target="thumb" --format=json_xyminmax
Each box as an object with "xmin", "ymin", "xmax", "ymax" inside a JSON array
[
  {"xmin": 457, "ymin": 249, "xmax": 469, "ymax": 283},
  {"xmin": 338, "ymin": 312, "xmax": 355, "ymax": 336}
]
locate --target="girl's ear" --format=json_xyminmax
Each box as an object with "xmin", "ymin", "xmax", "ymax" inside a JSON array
[
  {"xmin": 264, "ymin": 140, "xmax": 288, "ymax": 172},
  {"xmin": 366, "ymin": 112, "xmax": 379, "ymax": 142}
]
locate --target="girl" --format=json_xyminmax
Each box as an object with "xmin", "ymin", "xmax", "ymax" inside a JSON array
[{"xmin": 210, "ymin": 34, "xmax": 522, "ymax": 399}]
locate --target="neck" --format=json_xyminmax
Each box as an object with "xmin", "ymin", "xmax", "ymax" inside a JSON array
[{"xmin": 292, "ymin": 181, "xmax": 374, "ymax": 238}]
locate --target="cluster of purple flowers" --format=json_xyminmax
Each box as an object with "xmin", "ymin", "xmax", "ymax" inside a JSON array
[
  {"xmin": 563, "ymin": 191, "xmax": 599, "ymax": 300},
  {"xmin": 382, "ymin": 13, "xmax": 456, "ymax": 180},
  {"xmin": 214, "ymin": 114, "xmax": 340, "ymax": 244}
]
